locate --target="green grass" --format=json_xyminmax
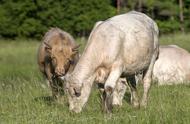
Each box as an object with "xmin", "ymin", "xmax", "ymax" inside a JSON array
[
  {"xmin": 160, "ymin": 33, "xmax": 190, "ymax": 51},
  {"xmin": 0, "ymin": 33, "xmax": 190, "ymax": 124}
]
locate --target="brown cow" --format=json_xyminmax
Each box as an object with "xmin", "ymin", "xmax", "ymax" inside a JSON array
[{"xmin": 37, "ymin": 27, "xmax": 80, "ymax": 101}]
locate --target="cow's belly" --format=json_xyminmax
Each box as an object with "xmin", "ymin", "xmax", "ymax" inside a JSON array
[
  {"xmin": 122, "ymin": 58, "xmax": 150, "ymax": 75},
  {"xmin": 122, "ymin": 46, "xmax": 153, "ymax": 75}
]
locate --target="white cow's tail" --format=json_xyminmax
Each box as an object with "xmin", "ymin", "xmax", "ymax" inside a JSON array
[{"xmin": 153, "ymin": 21, "xmax": 159, "ymax": 60}]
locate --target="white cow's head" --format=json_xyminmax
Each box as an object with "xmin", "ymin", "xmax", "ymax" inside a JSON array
[{"xmin": 64, "ymin": 74, "xmax": 83, "ymax": 113}]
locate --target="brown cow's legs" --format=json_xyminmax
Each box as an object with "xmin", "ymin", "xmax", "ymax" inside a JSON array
[{"xmin": 50, "ymin": 78, "xmax": 64, "ymax": 104}]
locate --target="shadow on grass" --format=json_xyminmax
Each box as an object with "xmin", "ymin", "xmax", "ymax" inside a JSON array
[
  {"xmin": 123, "ymin": 92, "xmax": 131, "ymax": 104},
  {"xmin": 34, "ymin": 95, "xmax": 69, "ymax": 107},
  {"xmin": 34, "ymin": 96, "xmax": 55, "ymax": 105}
]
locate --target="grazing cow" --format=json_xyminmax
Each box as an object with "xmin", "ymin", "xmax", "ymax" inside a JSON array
[
  {"xmin": 37, "ymin": 28, "xmax": 80, "ymax": 101},
  {"xmin": 153, "ymin": 45, "xmax": 190, "ymax": 85},
  {"xmin": 65, "ymin": 11, "xmax": 159, "ymax": 113}
]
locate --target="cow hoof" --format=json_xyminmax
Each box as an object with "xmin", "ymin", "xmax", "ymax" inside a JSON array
[
  {"xmin": 56, "ymin": 97, "xmax": 64, "ymax": 104},
  {"xmin": 112, "ymin": 103, "xmax": 122, "ymax": 107},
  {"xmin": 112, "ymin": 100, "xmax": 122, "ymax": 107},
  {"xmin": 70, "ymin": 107, "xmax": 82, "ymax": 113},
  {"xmin": 104, "ymin": 92, "xmax": 113, "ymax": 113},
  {"xmin": 132, "ymin": 102, "xmax": 140, "ymax": 109},
  {"xmin": 140, "ymin": 100, "xmax": 147, "ymax": 108}
]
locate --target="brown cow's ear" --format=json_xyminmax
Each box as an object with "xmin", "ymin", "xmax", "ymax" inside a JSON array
[
  {"xmin": 44, "ymin": 42, "xmax": 52, "ymax": 49},
  {"xmin": 45, "ymin": 46, "xmax": 52, "ymax": 54},
  {"xmin": 72, "ymin": 44, "xmax": 80, "ymax": 55},
  {"xmin": 44, "ymin": 42, "xmax": 52, "ymax": 53},
  {"xmin": 72, "ymin": 44, "xmax": 80, "ymax": 52},
  {"xmin": 72, "ymin": 51, "xmax": 79, "ymax": 56}
]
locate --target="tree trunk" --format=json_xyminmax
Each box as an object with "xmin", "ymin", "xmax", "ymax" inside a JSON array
[
  {"xmin": 179, "ymin": 0, "xmax": 184, "ymax": 32},
  {"xmin": 117, "ymin": 0, "xmax": 120, "ymax": 14},
  {"xmin": 138, "ymin": 0, "xmax": 142, "ymax": 12}
]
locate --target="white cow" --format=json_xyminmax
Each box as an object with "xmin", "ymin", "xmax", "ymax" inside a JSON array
[
  {"xmin": 65, "ymin": 11, "xmax": 159, "ymax": 113},
  {"xmin": 153, "ymin": 45, "xmax": 190, "ymax": 85}
]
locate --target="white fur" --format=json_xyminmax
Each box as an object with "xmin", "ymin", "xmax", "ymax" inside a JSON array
[
  {"xmin": 153, "ymin": 45, "xmax": 190, "ymax": 85},
  {"xmin": 66, "ymin": 11, "xmax": 159, "ymax": 113}
]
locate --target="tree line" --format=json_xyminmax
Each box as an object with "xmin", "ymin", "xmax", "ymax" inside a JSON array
[{"xmin": 0, "ymin": 0, "xmax": 189, "ymax": 39}]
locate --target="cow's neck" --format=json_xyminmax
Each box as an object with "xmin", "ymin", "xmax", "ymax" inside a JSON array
[{"xmin": 71, "ymin": 46, "xmax": 100, "ymax": 85}]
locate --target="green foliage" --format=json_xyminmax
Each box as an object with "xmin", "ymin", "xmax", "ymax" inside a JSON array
[
  {"xmin": 160, "ymin": 33, "xmax": 190, "ymax": 51},
  {"xmin": 0, "ymin": 0, "xmax": 115, "ymax": 39},
  {"xmin": 0, "ymin": 0, "xmax": 190, "ymax": 39},
  {"xmin": 118, "ymin": 0, "xmax": 190, "ymax": 34},
  {"xmin": 156, "ymin": 20, "xmax": 180, "ymax": 34}
]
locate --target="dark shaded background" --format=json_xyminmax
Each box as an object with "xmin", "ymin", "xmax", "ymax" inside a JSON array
[{"xmin": 0, "ymin": 0, "xmax": 189, "ymax": 39}]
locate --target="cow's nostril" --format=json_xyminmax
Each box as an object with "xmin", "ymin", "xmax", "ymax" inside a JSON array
[
  {"xmin": 74, "ymin": 88, "xmax": 81, "ymax": 97},
  {"xmin": 55, "ymin": 67, "xmax": 65, "ymax": 76},
  {"xmin": 75, "ymin": 92, "xmax": 81, "ymax": 97},
  {"xmin": 55, "ymin": 71, "xmax": 62, "ymax": 76}
]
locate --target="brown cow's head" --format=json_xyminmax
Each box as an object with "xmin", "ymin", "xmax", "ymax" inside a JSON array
[{"xmin": 44, "ymin": 41, "xmax": 80, "ymax": 78}]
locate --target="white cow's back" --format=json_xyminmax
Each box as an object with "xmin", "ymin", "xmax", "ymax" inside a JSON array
[{"xmin": 153, "ymin": 45, "xmax": 190, "ymax": 85}]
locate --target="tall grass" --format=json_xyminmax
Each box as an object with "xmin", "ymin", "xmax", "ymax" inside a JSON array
[{"xmin": 0, "ymin": 34, "xmax": 190, "ymax": 124}]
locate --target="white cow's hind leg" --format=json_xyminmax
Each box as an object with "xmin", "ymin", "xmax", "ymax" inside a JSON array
[
  {"xmin": 141, "ymin": 48, "xmax": 159, "ymax": 107},
  {"xmin": 141, "ymin": 70, "xmax": 151, "ymax": 107},
  {"xmin": 126, "ymin": 76, "xmax": 140, "ymax": 108}
]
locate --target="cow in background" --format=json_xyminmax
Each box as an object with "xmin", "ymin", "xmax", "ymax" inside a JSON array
[
  {"xmin": 153, "ymin": 45, "xmax": 190, "ymax": 85},
  {"xmin": 121, "ymin": 45, "xmax": 190, "ymax": 106},
  {"xmin": 37, "ymin": 28, "xmax": 80, "ymax": 102}
]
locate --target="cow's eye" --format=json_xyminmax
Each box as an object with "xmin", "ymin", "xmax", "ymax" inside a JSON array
[
  {"xmin": 69, "ymin": 59, "xmax": 74, "ymax": 64},
  {"xmin": 66, "ymin": 58, "xmax": 70, "ymax": 62}
]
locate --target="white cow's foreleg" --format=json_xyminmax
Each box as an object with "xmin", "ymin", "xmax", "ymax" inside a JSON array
[{"xmin": 104, "ymin": 65, "xmax": 123, "ymax": 113}]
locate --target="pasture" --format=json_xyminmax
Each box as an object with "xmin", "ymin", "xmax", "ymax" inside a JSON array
[{"xmin": 0, "ymin": 33, "xmax": 190, "ymax": 124}]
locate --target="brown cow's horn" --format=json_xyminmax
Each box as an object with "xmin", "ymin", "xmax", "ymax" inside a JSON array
[
  {"xmin": 44, "ymin": 42, "xmax": 52, "ymax": 49},
  {"xmin": 72, "ymin": 44, "xmax": 80, "ymax": 51}
]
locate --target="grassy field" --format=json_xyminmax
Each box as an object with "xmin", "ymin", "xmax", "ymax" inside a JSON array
[{"xmin": 0, "ymin": 34, "xmax": 190, "ymax": 124}]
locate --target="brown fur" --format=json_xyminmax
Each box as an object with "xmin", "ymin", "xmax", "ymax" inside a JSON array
[
  {"xmin": 37, "ymin": 27, "xmax": 79, "ymax": 99},
  {"xmin": 95, "ymin": 67, "xmax": 109, "ymax": 84}
]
